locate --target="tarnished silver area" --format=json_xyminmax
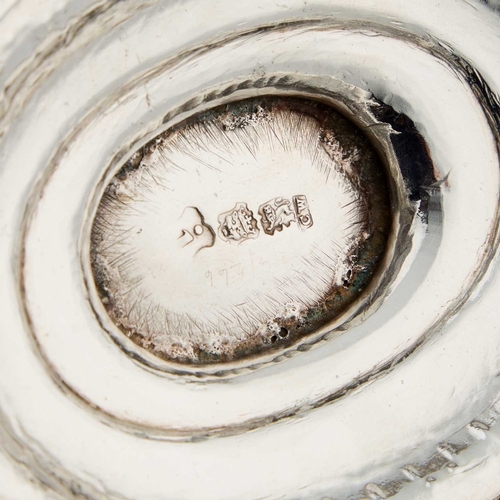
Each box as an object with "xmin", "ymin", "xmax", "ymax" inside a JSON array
[{"xmin": 90, "ymin": 96, "xmax": 392, "ymax": 365}]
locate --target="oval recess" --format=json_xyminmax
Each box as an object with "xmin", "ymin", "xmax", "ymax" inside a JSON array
[{"xmin": 85, "ymin": 75, "xmax": 430, "ymax": 373}]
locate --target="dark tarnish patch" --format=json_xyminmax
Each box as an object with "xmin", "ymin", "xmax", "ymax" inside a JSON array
[{"xmin": 369, "ymin": 103, "xmax": 437, "ymax": 202}]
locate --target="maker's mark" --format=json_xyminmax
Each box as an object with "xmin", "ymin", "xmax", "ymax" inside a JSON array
[{"xmin": 293, "ymin": 195, "xmax": 313, "ymax": 230}]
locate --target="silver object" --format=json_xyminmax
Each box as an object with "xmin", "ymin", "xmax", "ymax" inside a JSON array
[{"xmin": 1, "ymin": 1, "xmax": 500, "ymax": 499}]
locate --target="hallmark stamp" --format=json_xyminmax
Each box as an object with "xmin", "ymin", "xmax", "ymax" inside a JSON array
[
  {"xmin": 212, "ymin": 195, "xmax": 312, "ymax": 245},
  {"xmin": 218, "ymin": 202, "xmax": 260, "ymax": 243},
  {"xmin": 177, "ymin": 207, "xmax": 215, "ymax": 255},
  {"xmin": 293, "ymin": 195, "xmax": 313, "ymax": 230},
  {"xmin": 258, "ymin": 197, "xmax": 297, "ymax": 235}
]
